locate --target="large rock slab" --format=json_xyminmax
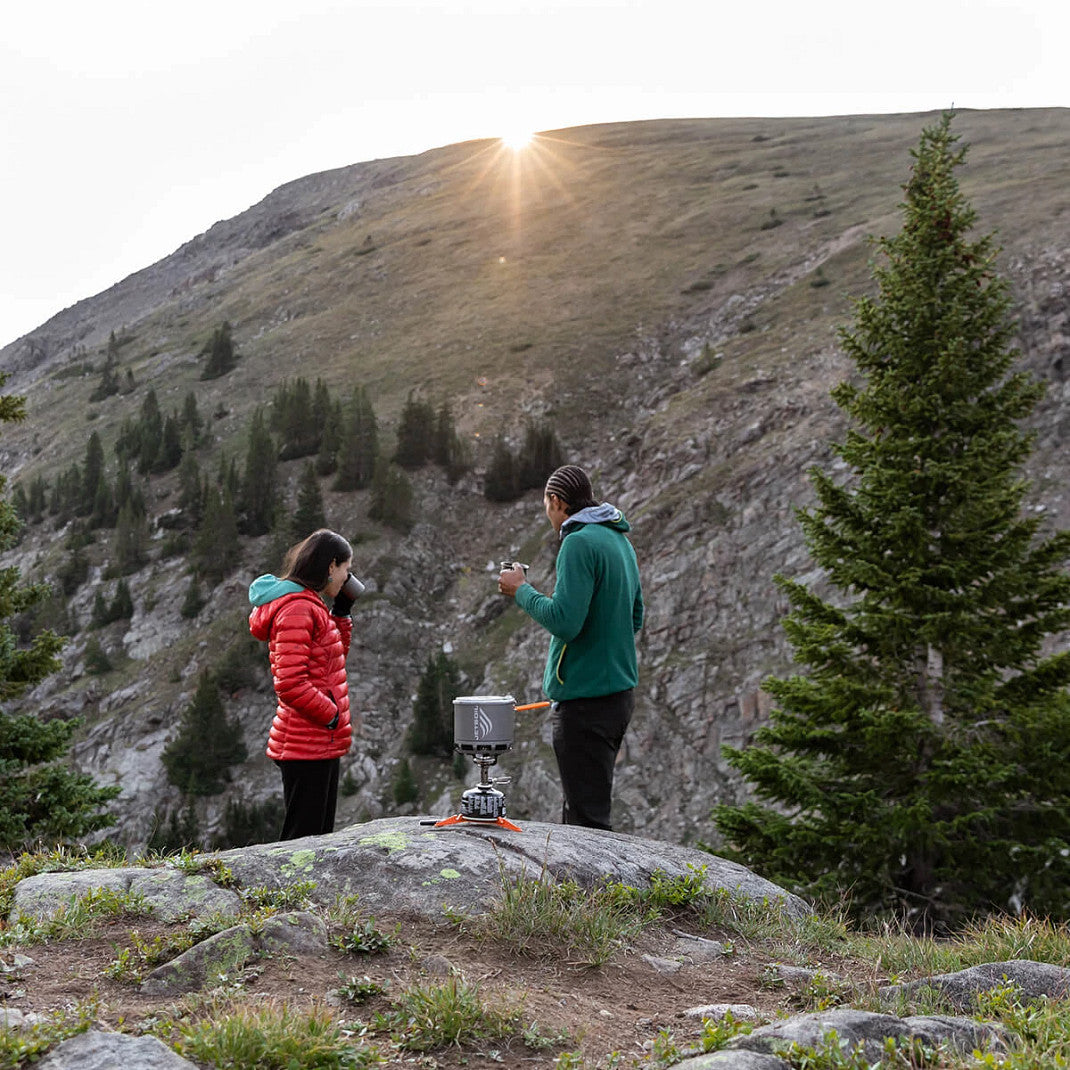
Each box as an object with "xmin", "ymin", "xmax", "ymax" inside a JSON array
[
  {"xmin": 213, "ymin": 816, "xmax": 809, "ymax": 919},
  {"xmin": 880, "ymin": 960, "xmax": 1070, "ymax": 1011},
  {"xmin": 11, "ymin": 868, "xmax": 242, "ymax": 923},
  {"xmin": 727, "ymin": 1007, "xmax": 1005, "ymax": 1063},
  {"xmin": 675, "ymin": 1053, "xmax": 789, "ymax": 1070},
  {"xmin": 36, "ymin": 1030, "xmax": 199, "ymax": 1069}
]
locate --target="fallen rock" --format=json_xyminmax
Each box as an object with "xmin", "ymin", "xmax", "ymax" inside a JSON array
[
  {"xmin": 140, "ymin": 923, "xmax": 258, "ymax": 996},
  {"xmin": 0, "ymin": 1007, "xmax": 44, "ymax": 1030},
  {"xmin": 671, "ymin": 931, "xmax": 731, "ymax": 963},
  {"xmin": 880, "ymin": 960, "xmax": 1070, "ymax": 1011},
  {"xmin": 259, "ymin": 910, "xmax": 328, "ymax": 956},
  {"xmin": 36, "ymin": 1030, "xmax": 199, "ymax": 1069},
  {"xmin": 642, "ymin": 953, "xmax": 684, "ymax": 974},
  {"xmin": 140, "ymin": 910, "xmax": 328, "ymax": 996},
  {"xmin": 674, "ymin": 1051, "xmax": 789, "ymax": 1069},
  {"xmin": 12, "ymin": 868, "xmax": 241, "ymax": 924},
  {"xmin": 728, "ymin": 1006, "xmax": 1005, "ymax": 1062},
  {"xmin": 682, "ymin": 1004, "xmax": 764, "ymax": 1022}
]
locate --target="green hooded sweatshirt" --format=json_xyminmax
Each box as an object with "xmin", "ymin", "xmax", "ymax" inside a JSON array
[{"xmin": 515, "ymin": 504, "xmax": 643, "ymax": 701}]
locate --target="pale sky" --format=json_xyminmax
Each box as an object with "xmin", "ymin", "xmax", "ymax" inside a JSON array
[{"xmin": 2, "ymin": 0, "xmax": 1066, "ymax": 351}]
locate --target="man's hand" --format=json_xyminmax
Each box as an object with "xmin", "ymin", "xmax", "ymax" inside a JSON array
[{"xmin": 498, "ymin": 564, "xmax": 528, "ymax": 598}]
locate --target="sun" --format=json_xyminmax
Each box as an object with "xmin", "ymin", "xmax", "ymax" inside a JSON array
[{"xmin": 501, "ymin": 129, "xmax": 536, "ymax": 151}]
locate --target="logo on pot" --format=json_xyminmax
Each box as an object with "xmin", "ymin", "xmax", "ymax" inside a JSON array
[{"xmin": 473, "ymin": 705, "xmax": 494, "ymax": 741}]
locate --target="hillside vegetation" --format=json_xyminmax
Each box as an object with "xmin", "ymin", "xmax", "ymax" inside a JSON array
[{"xmin": 0, "ymin": 109, "xmax": 1068, "ymax": 858}]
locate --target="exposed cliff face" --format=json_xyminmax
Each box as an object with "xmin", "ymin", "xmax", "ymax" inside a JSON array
[{"xmin": 2, "ymin": 113, "xmax": 1068, "ymax": 850}]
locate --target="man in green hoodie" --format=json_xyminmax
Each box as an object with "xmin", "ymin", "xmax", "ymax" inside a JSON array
[{"xmin": 499, "ymin": 465, "xmax": 644, "ymax": 830}]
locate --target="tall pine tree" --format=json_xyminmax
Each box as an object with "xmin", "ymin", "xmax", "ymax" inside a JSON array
[
  {"xmin": 200, "ymin": 321, "xmax": 238, "ymax": 380},
  {"xmin": 407, "ymin": 652, "xmax": 462, "ymax": 757},
  {"xmin": 713, "ymin": 113, "xmax": 1070, "ymax": 928},
  {"xmin": 393, "ymin": 392, "xmax": 435, "ymax": 469},
  {"xmin": 161, "ymin": 671, "xmax": 248, "ymax": 795},
  {"xmin": 292, "ymin": 461, "xmax": 327, "ymax": 540},
  {"xmin": 369, "ymin": 458, "xmax": 414, "ymax": 532},
  {"xmin": 192, "ymin": 483, "xmax": 239, "ymax": 585},
  {"xmin": 333, "ymin": 387, "xmax": 379, "ymax": 491},
  {"xmin": 239, "ymin": 407, "xmax": 277, "ymax": 536},
  {"xmin": 0, "ymin": 374, "xmax": 119, "ymax": 850}
]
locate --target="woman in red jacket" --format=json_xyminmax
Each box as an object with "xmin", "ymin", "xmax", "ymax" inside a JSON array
[{"xmin": 249, "ymin": 529, "xmax": 356, "ymax": 840}]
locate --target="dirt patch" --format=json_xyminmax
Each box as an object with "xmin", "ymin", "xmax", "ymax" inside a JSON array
[{"xmin": 0, "ymin": 911, "xmax": 888, "ymax": 1067}]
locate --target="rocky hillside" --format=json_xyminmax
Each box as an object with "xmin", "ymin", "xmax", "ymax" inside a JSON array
[{"xmin": 1, "ymin": 109, "xmax": 1068, "ymax": 851}]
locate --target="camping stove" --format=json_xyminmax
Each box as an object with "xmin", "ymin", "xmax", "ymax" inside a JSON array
[
  {"xmin": 432, "ymin": 695, "xmax": 548, "ymax": 832},
  {"xmin": 457, "ymin": 753, "xmax": 513, "ymax": 823}
]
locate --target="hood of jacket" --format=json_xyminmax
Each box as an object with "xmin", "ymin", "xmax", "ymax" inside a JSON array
[
  {"xmin": 560, "ymin": 502, "xmax": 630, "ymax": 538},
  {"xmin": 248, "ymin": 574, "xmax": 306, "ymax": 607}
]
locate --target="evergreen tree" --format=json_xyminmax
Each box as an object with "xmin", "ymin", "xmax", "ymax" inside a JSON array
[
  {"xmin": 221, "ymin": 454, "xmax": 241, "ymax": 505},
  {"xmin": 177, "ymin": 452, "xmax": 204, "ymax": 527},
  {"xmin": 192, "ymin": 484, "xmax": 239, "ymax": 585},
  {"xmin": 180, "ymin": 577, "xmax": 206, "ymax": 619},
  {"xmin": 179, "ymin": 391, "xmax": 203, "ymax": 449},
  {"xmin": 88, "ymin": 354, "xmax": 120, "ymax": 402},
  {"xmin": 110, "ymin": 579, "xmax": 134, "ymax": 621},
  {"xmin": 333, "ymin": 387, "xmax": 379, "ymax": 491},
  {"xmin": 200, "ymin": 321, "xmax": 238, "ymax": 380},
  {"xmin": 273, "ymin": 377, "xmax": 320, "ymax": 460},
  {"xmin": 713, "ymin": 114, "xmax": 1070, "ymax": 928},
  {"xmin": 292, "ymin": 461, "xmax": 327, "ymax": 540},
  {"xmin": 81, "ymin": 431, "xmax": 106, "ymax": 517},
  {"xmin": 57, "ymin": 544, "xmax": 89, "ymax": 597},
  {"xmin": 161, "ymin": 671, "xmax": 248, "ymax": 795},
  {"xmin": 113, "ymin": 460, "xmax": 144, "ymax": 520},
  {"xmin": 10, "ymin": 483, "xmax": 29, "ymax": 525},
  {"xmin": 27, "ymin": 476, "xmax": 48, "ymax": 523},
  {"xmin": 392, "ymin": 758, "xmax": 419, "ymax": 806},
  {"xmin": 316, "ymin": 400, "xmax": 343, "ymax": 476},
  {"xmin": 368, "ymin": 458, "xmax": 414, "ymax": 532},
  {"xmin": 89, "ymin": 475, "xmax": 115, "ymax": 530},
  {"xmin": 239, "ymin": 407, "xmax": 277, "ymax": 536},
  {"xmin": 432, "ymin": 401, "xmax": 471, "ymax": 484},
  {"xmin": 48, "ymin": 463, "xmax": 82, "ymax": 524},
  {"xmin": 483, "ymin": 436, "xmax": 521, "ymax": 502},
  {"xmin": 393, "ymin": 392, "xmax": 435, "ymax": 469},
  {"xmin": 407, "ymin": 652, "xmax": 462, "ymax": 757},
  {"xmin": 83, "ymin": 636, "xmax": 113, "ymax": 675},
  {"xmin": 312, "ymin": 378, "xmax": 332, "ymax": 426},
  {"xmin": 135, "ymin": 389, "xmax": 163, "ymax": 474},
  {"xmin": 90, "ymin": 589, "xmax": 109, "ymax": 629},
  {"xmin": 517, "ymin": 420, "xmax": 564, "ymax": 492},
  {"xmin": 111, "ymin": 501, "xmax": 148, "ymax": 576},
  {"xmin": 154, "ymin": 413, "xmax": 184, "ymax": 473},
  {"xmin": 0, "ymin": 373, "xmax": 118, "ymax": 850}
]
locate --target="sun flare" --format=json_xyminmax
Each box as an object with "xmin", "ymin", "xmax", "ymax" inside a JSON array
[{"xmin": 501, "ymin": 129, "xmax": 535, "ymax": 151}]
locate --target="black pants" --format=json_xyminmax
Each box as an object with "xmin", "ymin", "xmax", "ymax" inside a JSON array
[
  {"xmin": 274, "ymin": 758, "xmax": 340, "ymax": 840},
  {"xmin": 551, "ymin": 689, "xmax": 634, "ymax": 831}
]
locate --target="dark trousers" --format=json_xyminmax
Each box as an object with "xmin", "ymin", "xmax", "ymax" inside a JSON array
[
  {"xmin": 551, "ymin": 689, "xmax": 634, "ymax": 831},
  {"xmin": 274, "ymin": 758, "xmax": 340, "ymax": 840}
]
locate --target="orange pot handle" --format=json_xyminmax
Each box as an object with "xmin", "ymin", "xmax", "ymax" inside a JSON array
[{"xmin": 514, "ymin": 701, "xmax": 552, "ymax": 711}]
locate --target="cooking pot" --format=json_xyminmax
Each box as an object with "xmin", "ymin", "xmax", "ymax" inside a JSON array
[{"xmin": 452, "ymin": 695, "xmax": 550, "ymax": 753}]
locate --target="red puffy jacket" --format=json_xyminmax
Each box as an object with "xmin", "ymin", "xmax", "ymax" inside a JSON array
[{"xmin": 249, "ymin": 589, "xmax": 353, "ymax": 761}]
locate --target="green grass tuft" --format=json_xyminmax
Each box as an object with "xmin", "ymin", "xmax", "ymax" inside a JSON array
[{"xmin": 176, "ymin": 1001, "xmax": 379, "ymax": 1069}]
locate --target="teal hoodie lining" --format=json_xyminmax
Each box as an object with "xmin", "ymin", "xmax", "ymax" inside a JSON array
[{"xmin": 248, "ymin": 574, "xmax": 306, "ymax": 606}]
